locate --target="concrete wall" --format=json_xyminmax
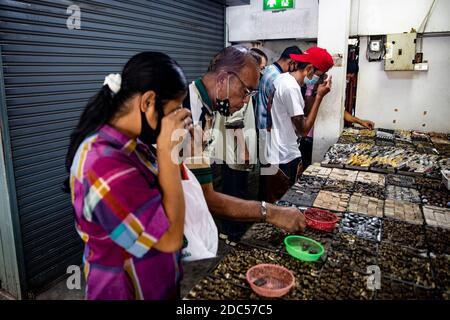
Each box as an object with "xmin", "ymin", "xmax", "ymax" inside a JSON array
[
  {"xmin": 355, "ymin": 35, "xmax": 450, "ymax": 132},
  {"xmin": 312, "ymin": 0, "xmax": 351, "ymax": 162},
  {"xmin": 231, "ymin": 39, "xmax": 316, "ymax": 63},
  {"xmin": 226, "ymin": 0, "xmax": 318, "ymax": 41},
  {"xmin": 257, "ymin": 39, "xmax": 316, "ymax": 63},
  {"xmin": 227, "ymin": 0, "xmax": 450, "ymax": 40},
  {"xmin": 350, "ymin": 0, "xmax": 450, "ymax": 36},
  {"xmin": 227, "ymin": 0, "xmax": 450, "ymax": 137}
]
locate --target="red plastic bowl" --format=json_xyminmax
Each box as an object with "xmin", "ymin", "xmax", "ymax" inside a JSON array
[
  {"xmin": 246, "ymin": 264, "xmax": 295, "ymax": 298},
  {"xmin": 304, "ymin": 208, "xmax": 339, "ymax": 232}
]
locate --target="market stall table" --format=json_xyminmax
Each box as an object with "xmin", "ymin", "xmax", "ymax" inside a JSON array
[{"xmin": 184, "ymin": 128, "xmax": 450, "ymax": 300}]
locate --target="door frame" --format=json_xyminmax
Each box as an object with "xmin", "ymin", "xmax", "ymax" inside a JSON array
[{"xmin": 0, "ymin": 45, "xmax": 25, "ymax": 299}]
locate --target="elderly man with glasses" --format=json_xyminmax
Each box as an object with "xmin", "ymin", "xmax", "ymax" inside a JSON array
[{"xmin": 182, "ymin": 45, "xmax": 306, "ymax": 241}]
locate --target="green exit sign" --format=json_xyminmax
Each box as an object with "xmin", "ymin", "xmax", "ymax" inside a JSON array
[{"xmin": 263, "ymin": 0, "xmax": 295, "ymax": 11}]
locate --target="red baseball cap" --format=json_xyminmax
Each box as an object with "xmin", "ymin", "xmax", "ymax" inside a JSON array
[{"xmin": 290, "ymin": 47, "xmax": 334, "ymax": 72}]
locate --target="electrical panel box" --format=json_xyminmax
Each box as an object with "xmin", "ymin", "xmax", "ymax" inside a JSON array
[{"xmin": 385, "ymin": 33, "xmax": 417, "ymax": 71}]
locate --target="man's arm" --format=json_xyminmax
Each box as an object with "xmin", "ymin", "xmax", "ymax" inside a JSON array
[
  {"xmin": 303, "ymin": 95, "xmax": 315, "ymax": 117},
  {"xmin": 303, "ymin": 83, "xmax": 316, "ymax": 116},
  {"xmin": 292, "ymin": 78, "xmax": 332, "ymax": 137},
  {"xmin": 344, "ymin": 111, "xmax": 375, "ymax": 129},
  {"xmin": 200, "ymin": 182, "xmax": 306, "ymax": 233},
  {"xmin": 292, "ymin": 95, "xmax": 323, "ymax": 137}
]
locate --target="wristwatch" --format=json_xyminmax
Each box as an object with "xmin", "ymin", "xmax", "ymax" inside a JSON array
[{"xmin": 260, "ymin": 201, "xmax": 268, "ymax": 222}]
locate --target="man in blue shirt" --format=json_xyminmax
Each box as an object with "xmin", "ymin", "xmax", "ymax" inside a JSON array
[{"xmin": 255, "ymin": 46, "xmax": 302, "ymax": 130}]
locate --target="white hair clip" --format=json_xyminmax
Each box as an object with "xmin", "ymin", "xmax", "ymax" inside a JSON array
[{"xmin": 103, "ymin": 73, "xmax": 122, "ymax": 95}]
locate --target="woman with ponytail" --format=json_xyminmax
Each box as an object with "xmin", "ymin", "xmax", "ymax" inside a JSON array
[{"xmin": 64, "ymin": 52, "xmax": 192, "ymax": 300}]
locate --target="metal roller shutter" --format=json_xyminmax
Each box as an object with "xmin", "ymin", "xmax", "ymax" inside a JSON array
[{"xmin": 0, "ymin": 0, "xmax": 224, "ymax": 294}]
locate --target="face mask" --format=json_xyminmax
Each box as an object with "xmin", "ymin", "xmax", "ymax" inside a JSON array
[
  {"xmin": 139, "ymin": 100, "xmax": 163, "ymax": 146},
  {"xmin": 304, "ymin": 74, "xmax": 320, "ymax": 86},
  {"xmin": 216, "ymin": 98, "xmax": 231, "ymax": 117},
  {"xmin": 215, "ymin": 77, "xmax": 231, "ymax": 116}
]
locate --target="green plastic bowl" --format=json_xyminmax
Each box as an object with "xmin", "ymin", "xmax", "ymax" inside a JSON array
[{"xmin": 284, "ymin": 235, "xmax": 325, "ymax": 262}]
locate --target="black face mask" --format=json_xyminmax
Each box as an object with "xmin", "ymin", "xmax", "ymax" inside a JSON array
[
  {"xmin": 215, "ymin": 98, "xmax": 231, "ymax": 117},
  {"xmin": 139, "ymin": 110, "xmax": 161, "ymax": 147},
  {"xmin": 215, "ymin": 77, "xmax": 231, "ymax": 116}
]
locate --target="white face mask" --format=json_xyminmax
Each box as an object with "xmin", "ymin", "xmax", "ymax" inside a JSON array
[{"xmin": 304, "ymin": 74, "xmax": 320, "ymax": 86}]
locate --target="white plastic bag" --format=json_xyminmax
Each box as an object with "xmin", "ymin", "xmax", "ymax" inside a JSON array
[{"xmin": 181, "ymin": 167, "xmax": 218, "ymax": 261}]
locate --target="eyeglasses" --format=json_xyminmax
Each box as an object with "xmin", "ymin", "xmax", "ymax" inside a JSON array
[{"xmin": 228, "ymin": 71, "xmax": 258, "ymax": 98}]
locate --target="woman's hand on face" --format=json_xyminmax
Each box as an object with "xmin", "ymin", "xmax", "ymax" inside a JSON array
[{"xmin": 157, "ymin": 108, "xmax": 192, "ymax": 153}]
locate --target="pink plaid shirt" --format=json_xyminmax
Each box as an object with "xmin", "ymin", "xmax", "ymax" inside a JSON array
[{"xmin": 70, "ymin": 124, "xmax": 181, "ymax": 300}]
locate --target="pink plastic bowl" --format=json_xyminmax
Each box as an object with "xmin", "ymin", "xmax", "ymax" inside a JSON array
[{"xmin": 246, "ymin": 264, "xmax": 295, "ymax": 298}]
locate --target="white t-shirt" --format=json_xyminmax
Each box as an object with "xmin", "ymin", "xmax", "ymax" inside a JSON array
[{"xmin": 267, "ymin": 72, "xmax": 304, "ymax": 164}]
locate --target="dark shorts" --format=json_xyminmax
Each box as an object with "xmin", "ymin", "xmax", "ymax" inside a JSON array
[
  {"xmin": 278, "ymin": 157, "xmax": 302, "ymax": 185},
  {"xmin": 299, "ymin": 137, "xmax": 313, "ymax": 169}
]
